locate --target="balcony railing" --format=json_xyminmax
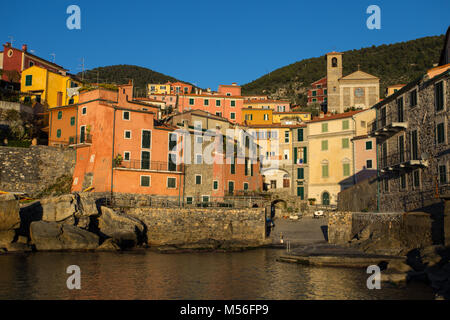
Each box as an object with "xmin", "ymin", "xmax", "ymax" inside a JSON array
[
  {"xmin": 368, "ymin": 110, "xmax": 407, "ymax": 137},
  {"xmin": 68, "ymin": 133, "xmax": 92, "ymax": 145},
  {"xmin": 379, "ymin": 146, "xmax": 426, "ymax": 171},
  {"xmin": 113, "ymin": 159, "xmax": 184, "ymax": 172}
]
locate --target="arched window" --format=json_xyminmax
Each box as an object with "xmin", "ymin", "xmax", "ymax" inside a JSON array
[
  {"xmin": 331, "ymin": 57, "xmax": 338, "ymax": 67},
  {"xmin": 283, "ymin": 174, "xmax": 290, "ymax": 188},
  {"xmin": 322, "ymin": 192, "xmax": 330, "ymax": 205}
]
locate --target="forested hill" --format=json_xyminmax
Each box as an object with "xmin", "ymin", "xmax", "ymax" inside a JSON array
[
  {"xmin": 242, "ymin": 35, "xmax": 445, "ymax": 105},
  {"xmin": 77, "ymin": 64, "xmax": 193, "ymax": 97}
]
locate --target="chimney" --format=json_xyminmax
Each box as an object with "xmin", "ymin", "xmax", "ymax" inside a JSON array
[
  {"xmin": 22, "ymin": 44, "xmax": 27, "ymax": 52},
  {"xmin": 199, "ymin": 89, "xmax": 202, "ymax": 94},
  {"xmin": 232, "ymin": 82, "xmax": 237, "ymax": 86},
  {"xmin": 5, "ymin": 42, "xmax": 11, "ymax": 47},
  {"xmin": 207, "ymin": 88, "xmax": 211, "ymax": 92}
]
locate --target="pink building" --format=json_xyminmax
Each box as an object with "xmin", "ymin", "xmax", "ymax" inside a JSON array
[{"xmin": 352, "ymin": 135, "xmax": 377, "ymax": 183}]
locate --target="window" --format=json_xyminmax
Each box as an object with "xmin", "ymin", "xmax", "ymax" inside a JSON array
[
  {"xmin": 400, "ymin": 174, "xmax": 406, "ymax": 190},
  {"xmin": 342, "ymin": 138, "xmax": 349, "ymax": 149},
  {"xmin": 411, "ymin": 130, "xmax": 419, "ymax": 160},
  {"xmin": 123, "ymin": 111, "xmax": 130, "ymax": 120},
  {"xmin": 283, "ymin": 174, "xmax": 290, "ymax": 188},
  {"xmin": 196, "ymin": 136, "xmax": 203, "ymax": 144},
  {"xmin": 195, "ymin": 154, "xmax": 202, "ymax": 164},
  {"xmin": 70, "ymin": 117, "xmax": 75, "ymax": 126},
  {"xmin": 186, "ymin": 197, "xmax": 193, "ymax": 205},
  {"xmin": 230, "ymin": 100, "xmax": 235, "ymax": 107},
  {"xmin": 297, "ymin": 128, "xmax": 304, "ymax": 141},
  {"xmin": 435, "ymin": 81, "xmax": 444, "ymax": 111},
  {"xmin": 397, "ymin": 97, "xmax": 404, "ymax": 122},
  {"xmin": 216, "ymin": 112, "xmax": 222, "ymax": 117},
  {"xmin": 243, "ymin": 182, "xmax": 249, "ymax": 191},
  {"xmin": 410, "ymin": 89, "xmax": 417, "ymax": 107},
  {"xmin": 29, "ymin": 61, "xmax": 34, "ymax": 67},
  {"xmin": 69, "ymin": 137, "xmax": 75, "ymax": 144},
  {"xmin": 331, "ymin": 57, "xmax": 338, "ymax": 67},
  {"xmin": 57, "ymin": 111, "xmax": 62, "ymax": 120},
  {"xmin": 303, "ymin": 147, "xmax": 307, "ymax": 164},
  {"xmin": 245, "ymin": 114, "xmax": 253, "ymax": 121},
  {"xmin": 82, "ymin": 107, "xmax": 87, "ymax": 115},
  {"xmin": 216, "ymin": 100, "xmax": 221, "ymax": 107},
  {"xmin": 230, "ymin": 112, "xmax": 236, "ymax": 120},
  {"xmin": 25, "ymin": 75, "xmax": 32, "ymax": 86},
  {"xmin": 213, "ymin": 180, "xmax": 219, "ymax": 190},
  {"xmin": 204, "ymin": 99, "xmax": 209, "ymax": 106},
  {"xmin": 56, "ymin": 129, "xmax": 61, "ymax": 138},
  {"xmin": 437, "ymin": 123, "xmax": 445, "ymax": 144},
  {"xmin": 202, "ymin": 196, "xmax": 210, "ymax": 203},
  {"xmin": 35, "ymin": 95, "xmax": 41, "ymax": 103},
  {"xmin": 439, "ymin": 165, "xmax": 447, "ymax": 184},
  {"xmin": 298, "ymin": 167, "xmax": 304, "ymax": 179},
  {"xmin": 141, "ymin": 151, "xmax": 150, "ymax": 169},
  {"xmin": 342, "ymin": 120, "xmax": 349, "ymax": 130},
  {"xmin": 366, "ymin": 159, "xmax": 373, "ymax": 169},
  {"xmin": 312, "ymin": 91, "xmax": 317, "ymax": 97},
  {"xmin": 124, "ymin": 151, "xmax": 130, "ymax": 161},
  {"xmin": 366, "ymin": 141, "xmax": 373, "ymax": 150},
  {"xmin": 195, "ymin": 175, "xmax": 202, "ymax": 185},
  {"xmin": 322, "ymin": 164, "xmax": 329, "ymax": 178},
  {"xmin": 68, "ymin": 98, "xmax": 74, "ymax": 105},
  {"xmin": 264, "ymin": 114, "xmax": 269, "ymax": 121},
  {"xmin": 142, "ymin": 130, "xmax": 151, "ymax": 148},
  {"xmin": 297, "ymin": 187, "xmax": 305, "ymax": 199},
  {"xmin": 230, "ymin": 160, "xmax": 236, "ymax": 174},
  {"xmin": 321, "ymin": 123, "xmax": 328, "ymax": 132},
  {"xmin": 284, "ymin": 150, "xmax": 289, "ymax": 160},
  {"xmin": 324, "ymin": 89, "xmax": 327, "ymax": 95},
  {"xmin": 413, "ymin": 170, "xmax": 420, "ymax": 188},
  {"xmin": 140, "ymin": 176, "xmax": 150, "ymax": 187},
  {"xmin": 167, "ymin": 177, "xmax": 177, "ymax": 189},
  {"xmin": 343, "ymin": 163, "xmax": 350, "ymax": 176},
  {"xmin": 226, "ymin": 93, "xmax": 231, "ymax": 96},
  {"xmin": 189, "ymin": 98, "xmax": 194, "ymax": 105},
  {"xmin": 124, "ymin": 130, "xmax": 131, "ymax": 139},
  {"xmin": 321, "ymin": 140, "xmax": 328, "ymax": 151},
  {"xmin": 284, "ymin": 131, "xmax": 289, "ymax": 143},
  {"xmin": 169, "ymin": 133, "xmax": 177, "ymax": 150}
]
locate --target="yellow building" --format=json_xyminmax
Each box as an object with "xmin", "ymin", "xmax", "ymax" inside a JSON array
[
  {"xmin": 243, "ymin": 99, "xmax": 291, "ymax": 112},
  {"xmin": 385, "ymin": 84, "xmax": 405, "ymax": 96},
  {"xmin": 272, "ymin": 111, "xmax": 311, "ymax": 123},
  {"xmin": 242, "ymin": 108, "xmax": 273, "ymax": 125},
  {"xmin": 307, "ymin": 109, "xmax": 375, "ymax": 205},
  {"xmin": 21, "ymin": 66, "xmax": 81, "ymax": 108},
  {"xmin": 147, "ymin": 83, "xmax": 171, "ymax": 94}
]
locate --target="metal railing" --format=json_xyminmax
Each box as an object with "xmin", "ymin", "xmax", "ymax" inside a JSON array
[
  {"xmin": 68, "ymin": 133, "xmax": 92, "ymax": 145},
  {"xmin": 379, "ymin": 146, "xmax": 420, "ymax": 169},
  {"xmin": 368, "ymin": 110, "xmax": 406, "ymax": 134},
  {"xmin": 113, "ymin": 159, "xmax": 184, "ymax": 172}
]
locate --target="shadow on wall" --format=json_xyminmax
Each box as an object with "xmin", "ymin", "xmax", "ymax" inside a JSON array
[
  {"xmin": 320, "ymin": 225, "xmax": 328, "ymax": 242},
  {"xmin": 337, "ymin": 173, "xmax": 378, "ymax": 212}
]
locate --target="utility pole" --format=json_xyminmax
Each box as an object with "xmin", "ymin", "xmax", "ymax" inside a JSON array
[
  {"xmin": 50, "ymin": 53, "xmax": 56, "ymax": 63},
  {"xmin": 79, "ymin": 58, "xmax": 85, "ymax": 81}
]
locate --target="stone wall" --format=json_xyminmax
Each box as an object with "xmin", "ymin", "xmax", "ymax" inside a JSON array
[
  {"xmin": 337, "ymin": 176, "xmax": 378, "ymax": 212},
  {"xmin": 0, "ymin": 146, "xmax": 76, "ymax": 196},
  {"xmin": 125, "ymin": 207, "xmax": 267, "ymax": 247},
  {"xmin": 328, "ymin": 211, "xmax": 442, "ymax": 255}
]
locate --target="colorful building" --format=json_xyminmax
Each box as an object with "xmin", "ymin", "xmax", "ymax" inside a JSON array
[
  {"xmin": 1, "ymin": 42, "xmax": 67, "ymax": 83},
  {"xmin": 242, "ymin": 108, "xmax": 273, "ymax": 125},
  {"xmin": 147, "ymin": 81, "xmax": 193, "ymax": 95},
  {"xmin": 20, "ymin": 66, "xmax": 81, "ymax": 107},
  {"xmin": 307, "ymin": 77, "xmax": 327, "ymax": 105},
  {"xmin": 272, "ymin": 111, "xmax": 311, "ymax": 123},
  {"xmin": 307, "ymin": 110, "xmax": 375, "ymax": 205},
  {"xmin": 243, "ymin": 99, "xmax": 291, "ymax": 112},
  {"xmin": 385, "ymin": 84, "xmax": 405, "ymax": 97}
]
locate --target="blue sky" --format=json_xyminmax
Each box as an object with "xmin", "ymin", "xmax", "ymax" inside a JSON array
[{"xmin": 1, "ymin": 0, "xmax": 448, "ymax": 89}]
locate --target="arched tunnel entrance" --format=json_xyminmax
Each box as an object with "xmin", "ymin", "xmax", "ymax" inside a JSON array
[{"xmin": 270, "ymin": 199, "xmax": 287, "ymax": 219}]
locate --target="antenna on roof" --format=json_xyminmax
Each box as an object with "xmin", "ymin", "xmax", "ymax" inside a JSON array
[
  {"xmin": 50, "ymin": 53, "xmax": 56, "ymax": 63},
  {"xmin": 8, "ymin": 36, "xmax": 14, "ymax": 47}
]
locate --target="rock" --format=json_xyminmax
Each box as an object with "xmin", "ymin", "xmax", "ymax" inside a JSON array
[
  {"xmin": 6, "ymin": 242, "xmax": 32, "ymax": 252},
  {"xmin": 381, "ymin": 272, "xmax": 407, "ymax": 286},
  {"xmin": 0, "ymin": 194, "xmax": 20, "ymax": 231},
  {"xmin": 0, "ymin": 230, "xmax": 15, "ymax": 248},
  {"xmin": 96, "ymin": 238, "xmax": 121, "ymax": 251},
  {"xmin": 387, "ymin": 260, "xmax": 413, "ymax": 273},
  {"xmin": 98, "ymin": 206, "xmax": 145, "ymax": 247},
  {"xmin": 30, "ymin": 221, "xmax": 99, "ymax": 251},
  {"xmin": 40, "ymin": 194, "xmax": 77, "ymax": 222},
  {"xmin": 17, "ymin": 236, "xmax": 28, "ymax": 245},
  {"xmin": 420, "ymin": 245, "xmax": 445, "ymax": 268},
  {"xmin": 76, "ymin": 193, "xmax": 99, "ymax": 217},
  {"xmin": 76, "ymin": 216, "xmax": 90, "ymax": 229},
  {"xmin": 358, "ymin": 226, "xmax": 372, "ymax": 241}
]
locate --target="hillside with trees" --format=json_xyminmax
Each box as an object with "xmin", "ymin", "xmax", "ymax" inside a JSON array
[
  {"xmin": 242, "ymin": 35, "xmax": 445, "ymax": 106},
  {"xmin": 77, "ymin": 64, "xmax": 194, "ymax": 97}
]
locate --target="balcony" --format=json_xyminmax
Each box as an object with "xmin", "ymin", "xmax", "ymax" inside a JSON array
[
  {"xmin": 379, "ymin": 147, "xmax": 428, "ymax": 172},
  {"xmin": 368, "ymin": 110, "xmax": 407, "ymax": 139},
  {"xmin": 68, "ymin": 134, "xmax": 92, "ymax": 147},
  {"xmin": 113, "ymin": 159, "xmax": 184, "ymax": 173}
]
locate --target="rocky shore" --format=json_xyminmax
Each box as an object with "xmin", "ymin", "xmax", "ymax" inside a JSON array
[{"xmin": 0, "ymin": 193, "xmax": 267, "ymax": 254}]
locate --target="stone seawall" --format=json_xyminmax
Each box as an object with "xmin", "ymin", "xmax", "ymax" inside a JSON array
[
  {"xmin": 0, "ymin": 146, "xmax": 75, "ymax": 196},
  {"xmin": 126, "ymin": 207, "xmax": 267, "ymax": 247},
  {"xmin": 328, "ymin": 211, "xmax": 441, "ymax": 255}
]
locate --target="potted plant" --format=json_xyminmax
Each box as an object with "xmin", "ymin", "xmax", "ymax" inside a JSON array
[
  {"xmin": 308, "ymin": 198, "xmax": 316, "ymax": 205},
  {"xmin": 114, "ymin": 154, "xmax": 123, "ymax": 167}
]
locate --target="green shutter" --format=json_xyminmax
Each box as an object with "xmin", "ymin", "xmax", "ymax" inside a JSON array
[
  {"xmin": 322, "ymin": 140, "xmax": 328, "ymax": 150},
  {"xmin": 343, "ymin": 163, "xmax": 350, "ymax": 176},
  {"xmin": 298, "ymin": 128, "xmax": 303, "ymax": 141},
  {"xmin": 303, "ymin": 147, "xmax": 307, "ymax": 164},
  {"xmin": 57, "ymin": 111, "xmax": 62, "ymax": 120},
  {"xmin": 322, "ymin": 165, "xmax": 329, "ymax": 178},
  {"xmin": 322, "ymin": 123, "xmax": 328, "ymax": 132},
  {"xmin": 297, "ymin": 187, "xmax": 304, "ymax": 199},
  {"xmin": 342, "ymin": 138, "xmax": 349, "ymax": 149},
  {"xmin": 293, "ymin": 147, "xmax": 298, "ymax": 164},
  {"xmin": 56, "ymin": 129, "xmax": 61, "ymax": 138},
  {"xmin": 70, "ymin": 117, "xmax": 75, "ymax": 126},
  {"xmin": 298, "ymin": 167, "xmax": 304, "ymax": 179},
  {"xmin": 25, "ymin": 75, "xmax": 32, "ymax": 86},
  {"xmin": 342, "ymin": 120, "xmax": 349, "ymax": 130}
]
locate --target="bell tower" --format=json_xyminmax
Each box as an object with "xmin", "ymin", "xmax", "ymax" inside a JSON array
[{"xmin": 326, "ymin": 52, "xmax": 343, "ymax": 113}]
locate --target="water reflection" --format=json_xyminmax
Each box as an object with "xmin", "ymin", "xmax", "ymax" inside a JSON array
[{"xmin": 0, "ymin": 250, "xmax": 433, "ymax": 300}]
